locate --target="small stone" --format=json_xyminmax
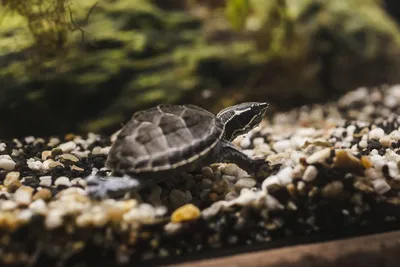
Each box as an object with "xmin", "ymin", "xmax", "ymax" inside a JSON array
[
  {"xmin": 360, "ymin": 156, "xmax": 373, "ymax": 169},
  {"xmin": 32, "ymin": 188, "xmax": 52, "ymax": 201},
  {"xmin": 201, "ymin": 179, "xmax": 213, "ymax": 189},
  {"xmin": 59, "ymin": 154, "xmax": 79, "ymax": 163},
  {"xmin": 51, "ymin": 148, "xmax": 63, "ymax": 158},
  {"xmin": 223, "ymin": 164, "xmax": 239, "ymax": 176},
  {"xmin": 54, "ymin": 176, "xmax": 71, "ymax": 187},
  {"xmin": 171, "ymin": 204, "xmax": 201, "ymax": 223},
  {"xmin": 0, "ymin": 157, "xmax": 16, "ymax": 171},
  {"xmin": 372, "ymin": 179, "xmax": 391, "ymax": 195},
  {"xmin": 71, "ymin": 165, "xmax": 84, "ymax": 172},
  {"xmin": 28, "ymin": 160, "xmax": 43, "ymax": 171},
  {"xmin": 29, "ymin": 199, "xmax": 47, "ymax": 215},
  {"xmin": 48, "ymin": 137, "xmax": 60, "ymax": 147},
  {"xmin": 222, "ymin": 174, "xmax": 237, "ymax": 183},
  {"xmin": 100, "ymin": 147, "xmax": 111, "ymax": 155},
  {"xmin": 212, "ymin": 178, "xmax": 229, "ymax": 194},
  {"xmin": 4, "ymin": 172, "xmax": 21, "ymax": 191},
  {"xmin": 42, "ymin": 159, "xmax": 64, "ymax": 170},
  {"xmin": 45, "ymin": 210, "xmax": 64, "ymax": 229},
  {"xmin": 169, "ymin": 189, "xmax": 191, "ymax": 208},
  {"xmin": 58, "ymin": 141, "xmax": 76, "ymax": 152},
  {"xmin": 123, "ymin": 203, "xmax": 157, "ymax": 224},
  {"xmin": 92, "ymin": 146, "xmax": 102, "ymax": 155},
  {"xmin": 240, "ymin": 137, "xmax": 251, "ymax": 148},
  {"xmin": 0, "ymin": 143, "xmax": 6, "ymax": 152},
  {"xmin": 14, "ymin": 186, "xmax": 34, "ymax": 205},
  {"xmin": 302, "ymin": 165, "xmax": 318, "ymax": 182},
  {"xmin": 359, "ymin": 140, "xmax": 368, "ymax": 149},
  {"xmin": 1, "ymin": 200, "xmax": 18, "ymax": 211},
  {"xmin": 25, "ymin": 136, "xmax": 35, "ymax": 144},
  {"xmin": 273, "ymin": 139, "xmax": 291, "ymax": 153},
  {"xmin": 41, "ymin": 150, "xmax": 52, "ymax": 160},
  {"xmin": 379, "ymin": 136, "xmax": 392, "ymax": 147},
  {"xmin": 333, "ymin": 149, "xmax": 362, "ymax": 171},
  {"xmin": 369, "ymin": 128, "xmax": 385, "ymax": 140},
  {"xmin": 321, "ymin": 181, "xmax": 343, "ymax": 198},
  {"xmin": 235, "ymin": 178, "xmax": 256, "ymax": 190},
  {"xmin": 201, "ymin": 167, "xmax": 214, "ymax": 179},
  {"xmin": 306, "ymin": 148, "xmax": 332, "ymax": 165},
  {"xmin": 253, "ymin": 137, "xmax": 265, "ymax": 146},
  {"xmin": 39, "ymin": 176, "xmax": 52, "ymax": 187},
  {"xmin": 225, "ymin": 191, "xmax": 238, "ymax": 201}
]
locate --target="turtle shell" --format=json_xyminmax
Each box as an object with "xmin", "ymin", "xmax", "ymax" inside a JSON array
[{"xmin": 106, "ymin": 104, "xmax": 224, "ymax": 174}]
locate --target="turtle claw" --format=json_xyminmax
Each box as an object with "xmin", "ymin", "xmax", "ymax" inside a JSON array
[{"xmin": 86, "ymin": 175, "xmax": 141, "ymax": 199}]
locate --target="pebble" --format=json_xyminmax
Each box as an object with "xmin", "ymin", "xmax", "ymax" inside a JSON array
[
  {"xmin": 235, "ymin": 178, "xmax": 256, "ymax": 190},
  {"xmin": 59, "ymin": 154, "xmax": 79, "ymax": 163},
  {"xmin": 359, "ymin": 140, "xmax": 368, "ymax": 149},
  {"xmin": 54, "ymin": 176, "xmax": 71, "ymax": 187},
  {"xmin": 28, "ymin": 160, "xmax": 43, "ymax": 171},
  {"xmin": 369, "ymin": 127, "xmax": 385, "ymax": 140},
  {"xmin": 379, "ymin": 136, "xmax": 392, "ymax": 147},
  {"xmin": 0, "ymin": 143, "xmax": 6, "ymax": 152},
  {"xmin": 169, "ymin": 189, "xmax": 192, "ymax": 208},
  {"xmin": 1, "ymin": 200, "xmax": 18, "ymax": 211},
  {"xmin": 253, "ymin": 137, "xmax": 265, "ymax": 146},
  {"xmin": 223, "ymin": 164, "xmax": 239, "ymax": 176},
  {"xmin": 201, "ymin": 167, "xmax": 214, "ymax": 179},
  {"xmin": 222, "ymin": 174, "xmax": 237, "ymax": 183},
  {"xmin": 92, "ymin": 146, "xmax": 102, "ymax": 155},
  {"xmin": 0, "ymin": 157, "xmax": 16, "ymax": 171},
  {"xmin": 41, "ymin": 150, "xmax": 52, "ymax": 160},
  {"xmin": 32, "ymin": 188, "xmax": 52, "ymax": 201},
  {"xmin": 4, "ymin": 172, "xmax": 21, "ymax": 190},
  {"xmin": 302, "ymin": 165, "xmax": 318, "ymax": 182},
  {"xmin": 123, "ymin": 203, "xmax": 157, "ymax": 224},
  {"xmin": 29, "ymin": 199, "xmax": 48, "ymax": 215},
  {"xmin": 240, "ymin": 137, "xmax": 251, "ymax": 148},
  {"xmin": 306, "ymin": 148, "xmax": 332, "ymax": 165},
  {"xmin": 212, "ymin": 178, "xmax": 229, "ymax": 194},
  {"xmin": 321, "ymin": 181, "xmax": 344, "ymax": 198},
  {"xmin": 273, "ymin": 139, "xmax": 292, "ymax": 153},
  {"xmin": 171, "ymin": 204, "xmax": 201, "ymax": 223},
  {"xmin": 39, "ymin": 176, "xmax": 52, "ymax": 187},
  {"xmin": 201, "ymin": 179, "xmax": 213, "ymax": 189},
  {"xmin": 372, "ymin": 179, "xmax": 391, "ymax": 195},
  {"xmin": 58, "ymin": 141, "xmax": 76, "ymax": 153},
  {"xmin": 14, "ymin": 186, "xmax": 34, "ymax": 206},
  {"xmin": 45, "ymin": 210, "xmax": 64, "ymax": 229}
]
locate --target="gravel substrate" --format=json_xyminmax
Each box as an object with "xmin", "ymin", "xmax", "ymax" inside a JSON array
[{"xmin": 2, "ymin": 85, "xmax": 400, "ymax": 266}]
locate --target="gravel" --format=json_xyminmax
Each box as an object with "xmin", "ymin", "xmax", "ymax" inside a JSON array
[{"xmin": 3, "ymin": 85, "xmax": 400, "ymax": 265}]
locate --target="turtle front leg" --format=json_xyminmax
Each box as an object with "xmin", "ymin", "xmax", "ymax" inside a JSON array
[
  {"xmin": 86, "ymin": 175, "xmax": 141, "ymax": 199},
  {"xmin": 216, "ymin": 140, "xmax": 267, "ymax": 174}
]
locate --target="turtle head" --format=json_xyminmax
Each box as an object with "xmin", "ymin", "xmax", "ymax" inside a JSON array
[{"xmin": 217, "ymin": 102, "xmax": 269, "ymax": 141}]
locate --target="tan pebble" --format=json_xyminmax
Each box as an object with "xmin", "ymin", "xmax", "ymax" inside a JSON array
[
  {"xmin": 14, "ymin": 186, "xmax": 34, "ymax": 206},
  {"xmin": 1, "ymin": 200, "xmax": 18, "ymax": 211},
  {"xmin": 42, "ymin": 159, "xmax": 64, "ymax": 170},
  {"xmin": 171, "ymin": 204, "xmax": 201, "ymax": 223},
  {"xmin": 4, "ymin": 172, "xmax": 21, "ymax": 192},
  {"xmin": 286, "ymin": 183, "xmax": 296, "ymax": 197},
  {"xmin": 223, "ymin": 164, "xmax": 239, "ymax": 176},
  {"xmin": 60, "ymin": 154, "xmax": 79, "ymax": 163},
  {"xmin": 45, "ymin": 210, "xmax": 64, "ymax": 229},
  {"xmin": 353, "ymin": 179, "xmax": 374, "ymax": 193},
  {"xmin": 0, "ymin": 212, "xmax": 19, "ymax": 231},
  {"xmin": 65, "ymin": 133, "xmax": 75, "ymax": 141},
  {"xmin": 71, "ymin": 165, "xmax": 84, "ymax": 172},
  {"xmin": 360, "ymin": 156, "xmax": 373, "ymax": 169},
  {"xmin": 306, "ymin": 148, "xmax": 332, "ymax": 165},
  {"xmin": 333, "ymin": 149, "xmax": 362, "ymax": 171},
  {"xmin": 41, "ymin": 150, "xmax": 52, "ymax": 160},
  {"xmin": 379, "ymin": 135, "xmax": 392, "ymax": 147},
  {"xmin": 32, "ymin": 189, "xmax": 52, "ymax": 201},
  {"xmin": 212, "ymin": 178, "xmax": 229, "ymax": 194},
  {"xmin": 322, "ymin": 181, "xmax": 343, "ymax": 198}
]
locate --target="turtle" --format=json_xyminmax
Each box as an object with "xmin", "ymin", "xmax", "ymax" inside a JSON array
[{"xmin": 86, "ymin": 102, "xmax": 269, "ymax": 199}]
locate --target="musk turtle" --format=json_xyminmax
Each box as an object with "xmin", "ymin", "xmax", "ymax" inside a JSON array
[{"xmin": 87, "ymin": 102, "xmax": 269, "ymax": 198}]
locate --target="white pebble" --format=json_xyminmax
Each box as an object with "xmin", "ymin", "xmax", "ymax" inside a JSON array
[
  {"xmin": 0, "ymin": 157, "xmax": 16, "ymax": 171},
  {"xmin": 277, "ymin": 166, "xmax": 293, "ymax": 185},
  {"xmin": 262, "ymin": 175, "xmax": 280, "ymax": 191},
  {"xmin": 54, "ymin": 176, "xmax": 71, "ymax": 187},
  {"xmin": 253, "ymin": 137, "xmax": 265, "ymax": 146},
  {"xmin": 39, "ymin": 176, "xmax": 53, "ymax": 187},
  {"xmin": 306, "ymin": 148, "xmax": 331, "ymax": 165},
  {"xmin": 123, "ymin": 203, "xmax": 157, "ymax": 224},
  {"xmin": 92, "ymin": 146, "xmax": 102, "ymax": 155},
  {"xmin": 369, "ymin": 128, "xmax": 385, "ymax": 140},
  {"xmin": 29, "ymin": 199, "xmax": 47, "ymax": 215},
  {"xmin": 372, "ymin": 179, "xmax": 391, "ymax": 195},
  {"xmin": 302, "ymin": 165, "xmax": 318, "ymax": 182},
  {"xmin": 0, "ymin": 143, "xmax": 6, "ymax": 152},
  {"xmin": 24, "ymin": 136, "xmax": 35, "ymax": 144},
  {"xmin": 100, "ymin": 146, "xmax": 111, "ymax": 155},
  {"xmin": 45, "ymin": 210, "xmax": 64, "ymax": 229},
  {"xmin": 17, "ymin": 210, "xmax": 33, "ymax": 223},
  {"xmin": 358, "ymin": 140, "xmax": 368, "ymax": 149},
  {"xmin": 265, "ymin": 194, "xmax": 284, "ymax": 211},
  {"xmin": 235, "ymin": 178, "xmax": 256, "ymax": 190},
  {"xmin": 14, "ymin": 186, "xmax": 34, "ymax": 205},
  {"xmin": 240, "ymin": 137, "xmax": 251, "ymax": 148},
  {"xmin": 1, "ymin": 200, "xmax": 18, "ymax": 211},
  {"xmin": 273, "ymin": 139, "xmax": 291, "ymax": 153},
  {"xmin": 48, "ymin": 137, "xmax": 60, "ymax": 147},
  {"xmin": 28, "ymin": 160, "xmax": 43, "ymax": 171},
  {"xmin": 58, "ymin": 141, "xmax": 76, "ymax": 152}
]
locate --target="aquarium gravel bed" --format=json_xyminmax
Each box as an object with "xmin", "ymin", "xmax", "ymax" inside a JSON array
[{"xmin": 2, "ymin": 85, "xmax": 400, "ymax": 266}]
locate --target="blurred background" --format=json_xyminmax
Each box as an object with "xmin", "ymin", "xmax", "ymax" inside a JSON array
[{"xmin": 1, "ymin": 0, "xmax": 400, "ymax": 139}]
